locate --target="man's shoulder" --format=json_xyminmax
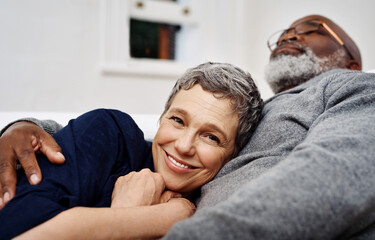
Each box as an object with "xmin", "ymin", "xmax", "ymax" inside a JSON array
[
  {"xmin": 305, "ymin": 69, "xmax": 375, "ymax": 92},
  {"xmin": 266, "ymin": 69, "xmax": 375, "ymax": 106},
  {"xmin": 318, "ymin": 69, "xmax": 374, "ymax": 83}
]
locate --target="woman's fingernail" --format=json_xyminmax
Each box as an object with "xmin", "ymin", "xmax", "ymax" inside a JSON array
[
  {"xmin": 3, "ymin": 192, "xmax": 10, "ymax": 203},
  {"xmin": 57, "ymin": 152, "xmax": 65, "ymax": 160},
  {"xmin": 30, "ymin": 174, "xmax": 40, "ymax": 185}
]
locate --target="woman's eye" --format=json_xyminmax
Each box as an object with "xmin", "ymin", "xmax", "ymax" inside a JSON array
[
  {"xmin": 208, "ymin": 134, "xmax": 220, "ymax": 144},
  {"xmin": 171, "ymin": 116, "xmax": 184, "ymax": 125}
]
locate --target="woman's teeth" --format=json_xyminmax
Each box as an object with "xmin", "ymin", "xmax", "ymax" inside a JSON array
[{"xmin": 168, "ymin": 156, "xmax": 193, "ymax": 169}]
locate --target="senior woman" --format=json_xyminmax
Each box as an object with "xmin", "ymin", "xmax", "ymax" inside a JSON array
[{"xmin": 0, "ymin": 62, "xmax": 263, "ymax": 239}]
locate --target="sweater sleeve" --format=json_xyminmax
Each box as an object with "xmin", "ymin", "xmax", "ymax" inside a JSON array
[
  {"xmin": 163, "ymin": 72, "xmax": 375, "ymax": 239},
  {"xmin": 0, "ymin": 118, "xmax": 63, "ymax": 136}
]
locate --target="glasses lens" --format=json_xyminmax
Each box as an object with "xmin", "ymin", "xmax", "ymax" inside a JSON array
[
  {"xmin": 267, "ymin": 29, "xmax": 286, "ymax": 51},
  {"xmin": 294, "ymin": 21, "xmax": 321, "ymax": 35},
  {"xmin": 267, "ymin": 21, "xmax": 322, "ymax": 52}
]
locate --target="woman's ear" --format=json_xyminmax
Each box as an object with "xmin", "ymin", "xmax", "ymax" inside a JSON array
[{"xmin": 346, "ymin": 60, "xmax": 361, "ymax": 71}]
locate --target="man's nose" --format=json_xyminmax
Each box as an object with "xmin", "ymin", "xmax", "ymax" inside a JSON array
[{"xmin": 277, "ymin": 29, "xmax": 300, "ymax": 45}]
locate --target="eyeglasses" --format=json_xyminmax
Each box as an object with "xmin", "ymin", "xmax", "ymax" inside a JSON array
[{"xmin": 267, "ymin": 20, "xmax": 354, "ymax": 60}]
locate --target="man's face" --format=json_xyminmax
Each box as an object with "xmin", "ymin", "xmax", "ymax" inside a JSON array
[
  {"xmin": 265, "ymin": 16, "xmax": 349, "ymax": 93},
  {"xmin": 270, "ymin": 15, "xmax": 347, "ymax": 64}
]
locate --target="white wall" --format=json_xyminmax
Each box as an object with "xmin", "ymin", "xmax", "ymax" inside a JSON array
[
  {"xmin": 0, "ymin": 0, "xmax": 374, "ymax": 115},
  {"xmin": 0, "ymin": 0, "xmax": 177, "ymax": 115}
]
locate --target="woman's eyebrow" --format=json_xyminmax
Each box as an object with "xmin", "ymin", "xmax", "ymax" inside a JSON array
[{"xmin": 168, "ymin": 108, "xmax": 188, "ymax": 116}]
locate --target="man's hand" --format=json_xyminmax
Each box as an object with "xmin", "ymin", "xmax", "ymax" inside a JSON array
[{"xmin": 0, "ymin": 121, "xmax": 65, "ymax": 209}]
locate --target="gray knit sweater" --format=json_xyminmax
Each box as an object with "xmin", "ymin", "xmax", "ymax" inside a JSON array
[
  {"xmin": 0, "ymin": 119, "xmax": 63, "ymax": 136},
  {"xmin": 163, "ymin": 69, "xmax": 375, "ymax": 239}
]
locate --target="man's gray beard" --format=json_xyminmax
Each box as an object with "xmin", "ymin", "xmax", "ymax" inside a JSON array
[{"xmin": 265, "ymin": 46, "xmax": 346, "ymax": 93}]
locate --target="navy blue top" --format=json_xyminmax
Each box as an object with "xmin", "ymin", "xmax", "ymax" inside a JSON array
[{"xmin": 0, "ymin": 109, "xmax": 154, "ymax": 239}]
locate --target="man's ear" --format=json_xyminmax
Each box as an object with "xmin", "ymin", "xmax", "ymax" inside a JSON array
[{"xmin": 346, "ymin": 60, "xmax": 361, "ymax": 71}]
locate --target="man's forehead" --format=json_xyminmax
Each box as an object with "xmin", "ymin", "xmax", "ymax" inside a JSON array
[{"xmin": 291, "ymin": 15, "xmax": 326, "ymax": 27}]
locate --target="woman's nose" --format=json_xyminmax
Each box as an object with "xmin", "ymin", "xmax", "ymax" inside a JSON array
[{"xmin": 174, "ymin": 131, "xmax": 196, "ymax": 156}]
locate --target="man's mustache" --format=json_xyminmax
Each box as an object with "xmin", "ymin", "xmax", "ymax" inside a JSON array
[{"xmin": 272, "ymin": 41, "xmax": 306, "ymax": 58}]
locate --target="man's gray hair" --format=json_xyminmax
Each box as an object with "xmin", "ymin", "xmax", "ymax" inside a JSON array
[{"xmin": 162, "ymin": 62, "xmax": 264, "ymax": 156}]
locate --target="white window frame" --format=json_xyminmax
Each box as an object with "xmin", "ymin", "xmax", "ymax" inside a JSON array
[{"xmin": 100, "ymin": 0, "xmax": 200, "ymax": 78}]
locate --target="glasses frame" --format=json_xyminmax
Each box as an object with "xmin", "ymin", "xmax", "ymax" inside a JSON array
[{"xmin": 267, "ymin": 20, "xmax": 354, "ymax": 60}]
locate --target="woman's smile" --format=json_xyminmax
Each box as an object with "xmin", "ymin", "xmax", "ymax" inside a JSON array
[{"xmin": 165, "ymin": 152, "xmax": 195, "ymax": 173}]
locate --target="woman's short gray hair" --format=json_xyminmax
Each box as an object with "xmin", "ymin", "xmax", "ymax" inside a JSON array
[{"xmin": 162, "ymin": 62, "xmax": 264, "ymax": 156}]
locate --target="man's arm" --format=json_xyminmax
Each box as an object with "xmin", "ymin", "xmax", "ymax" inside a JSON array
[
  {"xmin": 0, "ymin": 119, "xmax": 65, "ymax": 208},
  {"xmin": 0, "ymin": 118, "xmax": 64, "ymax": 136},
  {"xmin": 163, "ymin": 72, "xmax": 375, "ymax": 239}
]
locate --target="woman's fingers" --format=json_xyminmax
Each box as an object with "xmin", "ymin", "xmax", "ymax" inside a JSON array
[{"xmin": 111, "ymin": 169, "xmax": 167, "ymax": 208}]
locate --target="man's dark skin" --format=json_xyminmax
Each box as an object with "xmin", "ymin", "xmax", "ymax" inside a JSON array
[
  {"xmin": 270, "ymin": 15, "xmax": 361, "ymax": 92},
  {"xmin": 0, "ymin": 14, "xmax": 362, "ymax": 209},
  {"xmin": 273, "ymin": 15, "xmax": 361, "ymax": 66}
]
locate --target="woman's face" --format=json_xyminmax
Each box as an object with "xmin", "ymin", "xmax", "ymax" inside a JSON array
[{"xmin": 152, "ymin": 84, "xmax": 239, "ymax": 195}]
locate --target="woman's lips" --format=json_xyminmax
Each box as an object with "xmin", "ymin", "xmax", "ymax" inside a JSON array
[{"xmin": 164, "ymin": 153, "xmax": 196, "ymax": 174}]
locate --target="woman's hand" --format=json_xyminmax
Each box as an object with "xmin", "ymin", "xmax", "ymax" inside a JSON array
[
  {"xmin": 111, "ymin": 168, "xmax": 180, "ymax": 208},
  {"xmin": 0, "ymin": 121, "xmax": 65, "ymax": 209},
  {"xmin": 164, "ymin": 197, "xmax": 196, "ymax": 221}
]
